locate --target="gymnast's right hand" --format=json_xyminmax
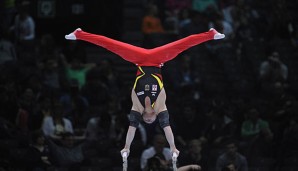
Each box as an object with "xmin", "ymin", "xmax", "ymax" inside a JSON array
[
  {"xmin": 171, "ymin": 148, "xmax": 180, "ymax": 158},
  {"xmin": 120, "ymin": 148, "xmax": 130, "ymax": 158}
]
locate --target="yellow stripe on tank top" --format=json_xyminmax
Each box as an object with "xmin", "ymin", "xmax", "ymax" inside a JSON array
[
  {"xmin": 133, "ymin": 66, "xmax": 145, "ymax": 89},
  {"xmin": 151, "ymin": 74, "xmax": 163, "ymax": 89}
]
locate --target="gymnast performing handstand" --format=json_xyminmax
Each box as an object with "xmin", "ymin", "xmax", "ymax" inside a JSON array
[{"xmin": 65, "ymin": 28, "xmax": 225, "ymax": 169}]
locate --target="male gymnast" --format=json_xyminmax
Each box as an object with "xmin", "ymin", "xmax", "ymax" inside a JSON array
[{"xmin": 65, "ymin": 28, "xmax": 225, "ymax": 159}]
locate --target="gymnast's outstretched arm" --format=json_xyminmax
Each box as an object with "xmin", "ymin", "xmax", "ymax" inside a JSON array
[{"xmin": 120, "ymin": 126, "xmax": 136, "ymax": 157}]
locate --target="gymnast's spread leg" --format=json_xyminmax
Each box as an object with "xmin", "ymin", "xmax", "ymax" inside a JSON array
[
  {"xmin": 149, "ymin": 28, "xmax": 225, "ymax": 64},
  {"xmin": 65, "ymin": 28, "xmax": 225, "ymax": 66},
  {"xmin": 65, "ymin": 28, "xmax": 147, "ymax": 64}
]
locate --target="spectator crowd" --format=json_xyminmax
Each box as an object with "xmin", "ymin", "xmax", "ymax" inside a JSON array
[{"xmin": 0, "ymin": 0, "xmax": 298, "ymax": 171}]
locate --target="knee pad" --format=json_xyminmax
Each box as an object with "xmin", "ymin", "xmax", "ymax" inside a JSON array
[
  {"xmin": 158, "ymin": 110, "xmax": 170, "ymax": 128},
  {"xmin": 128, "ymin": 110, "xmax": 142, "ymax": 128}
]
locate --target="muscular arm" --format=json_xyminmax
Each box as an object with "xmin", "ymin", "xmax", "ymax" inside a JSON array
[
  {"xmin": 124, "ymin": 126, "xmax": 137, "ymax": 149},
  {"xmin": 120, "ymin": 126, "xmax": 136, "ymax": 157},
  {"xmin": 163, "ymin": 126, "xmax": 178, "ymax": 152}
]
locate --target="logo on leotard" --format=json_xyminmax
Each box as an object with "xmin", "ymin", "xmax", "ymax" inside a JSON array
[
  {"xmin": 152, "ymin": 85, "xmax": 157, "ymax": 91},
  {"xmin": 137, "ymin": 91, "xmax": 144, "ymax": 96},
  {"xmin": 145, "ymin": 84, "xmax": 150, "ymax": 91}
]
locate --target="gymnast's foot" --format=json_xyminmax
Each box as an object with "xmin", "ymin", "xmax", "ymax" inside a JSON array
[
  {"xmin": 209, "ymin": 28, "xmax": 225, "ymax": 40},
  {"xmin": 65, "ymin": 28, "xmax": 82, "ymax": 40}
]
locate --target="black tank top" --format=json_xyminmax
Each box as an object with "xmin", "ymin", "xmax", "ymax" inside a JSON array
[{"xmin": 133, "ymin": 66, "xmax": 163, "ymax": 107}]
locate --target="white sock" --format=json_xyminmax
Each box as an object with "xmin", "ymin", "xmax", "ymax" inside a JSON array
[
  {"xmin": 65, "ymin": 33, "xmax": 76, "ymax": 40},
  {"xmin": 214, "ymin": 33, "xmax": 225, "ymax": 40},
  {"xmin": 209, "ymin": 28, "xmax": 225, "ymax": 40},
  {"xmin": 65, "ymin": 28, "xmax": 82, "ymax": 40}
]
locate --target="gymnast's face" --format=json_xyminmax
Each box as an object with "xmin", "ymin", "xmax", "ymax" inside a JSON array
[{"xmin": 142, "ymin": 111, "xmax": 157, "ymax": 124}]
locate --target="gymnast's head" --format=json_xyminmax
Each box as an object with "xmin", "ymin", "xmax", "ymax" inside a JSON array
[{"xmin": 142, "ymin": 96, "xmax": 157, "ymax": 124}]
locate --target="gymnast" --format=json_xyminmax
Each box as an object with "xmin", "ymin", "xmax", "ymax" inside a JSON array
[{"xmin": 65, "ymin": 27, "xmax": 225, "ymax": 160}]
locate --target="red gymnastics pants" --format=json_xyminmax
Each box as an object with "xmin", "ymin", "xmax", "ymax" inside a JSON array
[{"xmin": 74, "ymin": 29, "xmax": 216, "ymax": 67}]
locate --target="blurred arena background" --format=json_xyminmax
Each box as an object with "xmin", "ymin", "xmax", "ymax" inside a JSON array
[{"xmin": 0, "ymin": 0, "xmax": 298, "ymax": 171}]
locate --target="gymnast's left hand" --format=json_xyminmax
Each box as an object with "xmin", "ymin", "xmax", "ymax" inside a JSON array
[{"xmin": 120, "ymin": 148, "xmax": 130, "ymax": 157}]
